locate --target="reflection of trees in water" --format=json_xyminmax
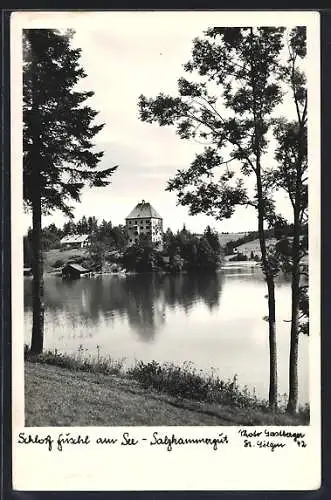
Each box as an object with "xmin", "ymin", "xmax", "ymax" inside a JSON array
[
  {"xmin": 161, "ymin": 273, "xmax": 223, "ymax": 313},
  {"xmin": 24, "ymin": 272, "xmax": 223, "ymax": 343}
]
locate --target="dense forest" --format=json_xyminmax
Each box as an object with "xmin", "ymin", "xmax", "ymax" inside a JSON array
[
  {"xmin": 24, "ymin": 216, "xmax": 307, "ymax": 272},
  {"xmin": 23, "ymin": 218, "xmax": 222, "ymax": 273}
]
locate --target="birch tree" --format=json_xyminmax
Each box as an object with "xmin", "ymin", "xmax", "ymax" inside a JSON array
[{"xmin": 138, "ymin": 27, "xmax": 287, "ymax": 409}]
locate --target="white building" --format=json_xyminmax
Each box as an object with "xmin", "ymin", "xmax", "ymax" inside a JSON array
[
  {"xmin": 60, "ymin": 234, "xmax": 90, "ymax": 249},
  {"xmin": 125, "ymin": 200, "xmax": 163, "ymax": 249}
]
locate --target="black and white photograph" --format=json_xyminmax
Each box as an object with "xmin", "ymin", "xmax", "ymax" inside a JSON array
[{"xmin": 11, "ymin": 10, "xmax": 320, "ymax": 491}]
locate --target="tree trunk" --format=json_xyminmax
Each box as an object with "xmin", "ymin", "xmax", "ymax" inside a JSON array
[
  {"xmin": 266, "ymin": 276, "xmax": 277, "ymax": 409},
  {"xmin": 256, "ymin": 168, "xmax": 278, "ymax": 411},
  {"xmin": 30, "ymin": 186, "xmax": 44, "ymax": 354},
  {"xmin": 286, "ymin": 110, "xmax": 305, "ymax": 415},
  {"xmin": 287, "ymin": 207, "xmax": 301, "ymax": 414},
  {"xmin": 30, "ymin": 39, "xmax": 45, "ymax": 354},
  {"xmin": 248, "ymin": 32, "xmax": 278, "ymax": 410}
]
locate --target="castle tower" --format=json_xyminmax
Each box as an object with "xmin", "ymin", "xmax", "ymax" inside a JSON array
[{"xmin": 125, "ymin": 200, "xmax": 163, "ymax": 249}]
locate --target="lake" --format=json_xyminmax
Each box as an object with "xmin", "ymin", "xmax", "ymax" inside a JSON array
[{"xmin": 24, "ymin": 267, "xmax": 309, "ymax": 404}]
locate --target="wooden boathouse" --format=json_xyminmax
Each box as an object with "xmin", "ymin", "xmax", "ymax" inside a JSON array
[{"xmin": 62, "ymin": 263, "xmax": 90, "ymax": 280}]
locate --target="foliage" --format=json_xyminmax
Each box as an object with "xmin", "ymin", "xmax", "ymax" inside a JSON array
[
  {"xmin": 121, "ymin": 225, "xmax": 221, "ymax": 273},
  {"xmin": 168, "ymin": 253, "xmax": 185, "ymax": 273},
  {"xmin": 123, "ymin": 243, "xmax": 158, "ymax": 272},
  {"xmin": 164, "ymin": 226, "xmax": 221, "ymax": 272},
  {"xmin": 24, "ymin": 344, "xmax": 124, "ymax": 375},
  {"xmin": 138, "ymin": 27, "xmax": 294, "ymax": 409},
  {"xmin": 24, "ymin": 216, "xmax": 129, "ymax": 271},
  {"xmin": 23, "ymin": 29, "xmax": 117, "ymax": 217},
  {"xmin": 52, "ymin": 259, "xmax": 64, "ymax": 268},
  {"xmin": 204, "ymin": 225, "xmax": 221, "ymax": 253},
  {"xmin": 41, "ymin": 224, "xmax": 63, "ymax": 250},
  {"xmin": 223, "ymin": 229, "xmax": 274, "ymax": 255},
  {"xmin": 267, "ymin": 27, "xmax": 308, "ymax": 413},
  {"xmin": 138, "ymin": 27, "xmax": 286, "ymax": 225},
  {"xmin": 24, "ymin": 345, "xmax": 309, "ymax": 424},
  {"xmin": 269, "ymin": 29, "xmax": 308, "ymax": 336},
  {"xmin": 127, "ymin": 360, "xmax": 308, "ymax": 423},
  {"xmin": 229, "ymin": 252, "xmax": 248, "ymax": 262},
  {"xmin": 86, "ymin": 241, "xmax": 107, "ymax": 271},
  {"xmin": 23, "ymin": 29, "xmax": 118, "ymax": 354}
]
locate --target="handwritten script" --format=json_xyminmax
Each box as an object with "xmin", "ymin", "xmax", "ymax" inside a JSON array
[
  {"xmin": 17, "ymin": 428, "xmax": 307, "ymax": 453},
  {"xmin": 17, "ymin": 431, "xmax": 229, "ymax": 452},
  {"xmin": 238, "ymin": 428, "xmax": 307, "ymax": 452}
]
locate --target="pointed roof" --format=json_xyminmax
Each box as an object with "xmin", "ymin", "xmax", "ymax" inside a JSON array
[
  {"xmin": 64, "ymin": 263, "xmax": 89, "ymax": 273},
  {"xmin": 60, "ymin": 234, "xmax": 89, "ymax": 244},
  {"xmin": 126, "ymin": 200, "xmax": 162, "ymax": 219}
]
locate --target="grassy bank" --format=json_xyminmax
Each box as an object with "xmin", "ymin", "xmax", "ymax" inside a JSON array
[{"xmin": 24, "ymin": 347, "xmax": 309, "ymax": 426}]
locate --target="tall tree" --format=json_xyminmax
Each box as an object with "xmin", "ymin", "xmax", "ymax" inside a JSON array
[
  {"xmin": 88, "ymin": 216, "xmax": 99, "ymax": 236},
  {"xmin": 138, "ymin": 27, "xmax": 287, "ymax": 409},
  {"xmin": 268, "ymin": 27, "xmax": 308, "ymax": 413},
  {"xmin": 204, "ymin": 225, "xmax": 221, "ymax": 253},
  {"xmin": 62, "ymin": 219, "xmax": 76, "ymax": 235},
  {"xmin": 23, "ymin": 29, "xmax": 117, "ymax": 353},
  {"xmin": 76, "ymin": 215, "xmax": 89, "ymax": 234}
]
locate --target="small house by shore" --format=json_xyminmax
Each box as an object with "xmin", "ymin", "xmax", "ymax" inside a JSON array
[
  {"xmin": 62, "ymin": 263, "xmax": 90, "ymax": 280},
  {"xmin": 60, "ymin": 234, "xmax": 90, "ymax": 249}
]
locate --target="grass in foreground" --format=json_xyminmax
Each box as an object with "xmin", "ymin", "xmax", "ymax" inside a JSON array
[
  {"xmin": 25, "ymin": 344, "xmax": 125, "ymax": 375},
  {"xmin": 24, "ymin": 346, "xmax": 309, "ymax": 426}
]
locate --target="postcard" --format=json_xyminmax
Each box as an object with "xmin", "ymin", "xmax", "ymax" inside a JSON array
[{"xmin": 11, "ymin": 10, "xmax": 321, "ymax": 491}]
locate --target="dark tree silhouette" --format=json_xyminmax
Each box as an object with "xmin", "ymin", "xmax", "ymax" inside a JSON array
[
  {"xmin": 267, "ymin": 27, "xmax": 308, "ymax": 414},
  {"xmin": 23, "ymin": 29, "xmax": 118, "ymax": 353}
]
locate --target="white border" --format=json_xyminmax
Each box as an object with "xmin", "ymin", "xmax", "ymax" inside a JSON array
[{"xmin": 11, "ymin": 11, "xmax": 321, "ymax": 491}]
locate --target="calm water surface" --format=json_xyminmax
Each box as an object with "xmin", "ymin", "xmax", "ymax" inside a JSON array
[{"xmin": 24, "ymin": 268, "xmax": 309, "ymax": 403}]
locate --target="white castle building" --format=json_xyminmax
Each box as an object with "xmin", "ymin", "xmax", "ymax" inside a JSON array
[{"xmin": 125, "ymin": 200, "xmax": 163, "ymax": 248}]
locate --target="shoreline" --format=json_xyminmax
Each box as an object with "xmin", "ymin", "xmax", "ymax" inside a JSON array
[
  {"xmin": 31, "ymin": 261, "xmax": 261, "ymax": 278},
  {"xmin": 24, "ymin": 348, "xmax": 309, "ymax": 426}
]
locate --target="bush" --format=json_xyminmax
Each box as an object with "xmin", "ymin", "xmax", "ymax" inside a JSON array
[
  {"xmin": 52, "ymin": 259, "xmax": 64, "ymax": 268},
  {"xmin": 24, "ymin": 346, "xmax": 309, "ymax": 424},
  {"xmin": 128, "ymin": 360, "xmax": 265, "ymax": 409},
  {"xmin": 229, "ymin": 252, "xmax": 248, "ymax": 262},
  {"xmin": 24, "ymin": 345, "xmax": 124, "ymax": 375}
]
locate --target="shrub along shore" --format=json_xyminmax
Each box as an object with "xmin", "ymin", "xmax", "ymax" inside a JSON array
[{"xmin": 24, "ymin": 346, "xmax": 309, "ymax": 426}]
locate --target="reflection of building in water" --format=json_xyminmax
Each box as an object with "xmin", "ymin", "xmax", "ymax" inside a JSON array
[
  {"xmin": 24, "ymin": 273, "xmax": 223, "ymax": 346},
  {"xmin": 123, "ymin": 275, "xmax": 166, "ymax": 342},
  {"xmin": 125, "ymin": 200, "xmax": 163, "ymax": 249}
]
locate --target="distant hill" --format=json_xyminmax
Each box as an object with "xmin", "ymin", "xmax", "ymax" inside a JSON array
[
  {"xmin": 228, "ymin": 236, "xmax": 308, "ymax": 263},
  {"xmin": 218, "ymin": 232, "xmax": 250, "ymax": 247},
  {"xmin": 235, "ymin": 238, "xmax": 276, "ymax": 257},
  {"xmin": 218, "ymin": 229, "xmax": 276, "ymax": 251}
]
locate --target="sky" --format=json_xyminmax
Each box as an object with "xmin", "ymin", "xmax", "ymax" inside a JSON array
[{"xmin": 21, "ymin": 12, "xmax": 304, "ymax": 234}]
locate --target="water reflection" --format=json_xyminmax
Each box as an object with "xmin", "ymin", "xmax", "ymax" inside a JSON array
[
  {"xmin": 24, "ymin": 272, "xmax": 224, "ymax": 343},
  {"xmin": 24, "ymin": 269, "xmax": 309, "ymax": 403}
]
